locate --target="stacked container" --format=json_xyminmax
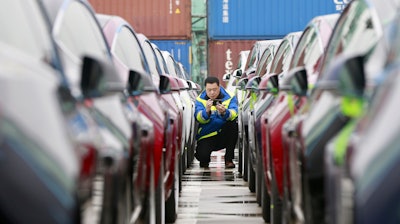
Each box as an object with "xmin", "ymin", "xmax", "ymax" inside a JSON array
[
  {"xmin": 207, "ymin": 0, "xmax": 345, "ymax": 40},
  {"xmin": 152, "ymin": 40, "xmax": 192, "ymax": 78},
  {"xmin": 89, "ymin": 0, "xmax": 193, "ymax": 77},
  {"xmin": 90, "ymin": 0, "xmax": 191, "ymax": 39},
  {"xmin": 208, "ymin": 40, "xmax": 256, "ymax": 87},
  {"xmin": 207, "ymin": 0, "xmax": 344, "ymax": 81}
]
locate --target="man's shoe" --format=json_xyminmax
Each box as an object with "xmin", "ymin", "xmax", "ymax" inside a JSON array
[
  {"xmin": 225, "ymin": 161, "xmax": 235, "ymax": 169},
  {"xmin": 200, "ymin": 162, "xmax": 209, "ymax": 168}
]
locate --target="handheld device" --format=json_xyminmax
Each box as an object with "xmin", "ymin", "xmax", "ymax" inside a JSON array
[{"xmin": 212, "ymin": 99, "xmax": 222, "ymax": 106}]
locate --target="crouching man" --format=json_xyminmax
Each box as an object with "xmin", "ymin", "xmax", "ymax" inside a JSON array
[{"xmin": 194, "ymin": 76, "xmax": 239, "ymax": 168}]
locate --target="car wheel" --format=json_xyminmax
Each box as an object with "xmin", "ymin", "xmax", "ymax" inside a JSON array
[
  {"xmin": 155, "ymin": 158, "xmax": 165, "ymax": 224},
  {"xmin": 181, "ymin": 147, "xmax": 187, "ymax": 174},
  {"xmin": 256, "ymin": 155, "xmax": 263, "ymax": 205},
  {"xmin": 261, "ymin": 171, "xmax": 271, "ymax": 222},
  {"xmin": 248, "ymin": 152, "xmax": 256, "ymax": 193},
  {"xmin": 179, "ymin": 154, "xmax": 183, "ymax": 193},
  {"xmin": 243, "ymin": 129, "xmax": 249, "ymax": 182},
  {"xmin": 165, "ymin": 159, "xmax": 179, "ymax": 223},
  {"xmin": 118, "ymin": 176, "xmax": 132, "ymax": 224},
  {"xmin": 141, "ymin": 160, "xmax": 156, "ymax": 224},
  {"xmin": 281, "ymin": 168, "xmax": 291, "ymax": 224},
  {"xmin": 238, "ymin": 137, "xmax": 243, "ymax": 175},
  {"xmin": 271, "ymin": 166, "xmax": 282, "ymax": 224},
  {"xmin": 290, "ymin": 146, "xmax": 305, "ymax": 223}
]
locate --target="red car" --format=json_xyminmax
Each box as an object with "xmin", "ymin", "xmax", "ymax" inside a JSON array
[
  {"xmin": 259, "ymin": 31, "xmax": 302, "ymax": 223},
  {"xmin": 240, "ymin": 40, "xmax": 280, "ymax": 183},
  {"xmin": 247, "ymin": 40, "xmax": 281, "ymax": 204},
  {"xmin": 279, "ymin": 14, "xmax": 339, "ymax": 223},
  {"xmin": 98, "ymin": 14, "xmax": 179, "ymax": 223},
  {"xmin": 137, "ymin": 34, "xmax": 184, "ymax": 222}
]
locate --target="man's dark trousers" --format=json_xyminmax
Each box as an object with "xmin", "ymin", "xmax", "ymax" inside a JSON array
[{"xmin": 195, "ymin": 119, "xmax": 238, "ymax": 164}]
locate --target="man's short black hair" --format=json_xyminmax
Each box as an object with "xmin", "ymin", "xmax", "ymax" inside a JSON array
[{"xmin": 204, "ymin": 76, "xmax": 220, "ymax": 86}]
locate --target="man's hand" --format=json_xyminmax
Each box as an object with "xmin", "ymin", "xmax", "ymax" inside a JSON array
[
  {"xmin": 216, "ymin": 103, "xmax": 226, "ymax": 115},
  {"xmin": 206, "ymin": 99, "xmax": 213, "ymax": 113}
]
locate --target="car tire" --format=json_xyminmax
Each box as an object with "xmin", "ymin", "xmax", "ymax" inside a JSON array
[
  {"xmin": 256, "ymin": 155, "xmax": 263, "ymax": 205},
  {"xmin": 271, "ymin": 165, "xmax": 282, "ymax": 224},
  {"xmin": 248, "ymin": 153, "xmax": 256, "ymax": 193},
  {"xmin": 165, "ymin": 157, "xmax": 179, "ymax": 223},
  {"xmin": 281, "ymin": 168, "xmax": 291, "ymax": 224},
  {"xmin": 118, "ymin": 176, "xmax": 132, "ymax": 224},
  {"xmin": 261, "ymin": 171, "xmax": 271, "ymax": 222},
  {"xmin": 179, "ymin": 154, "xmax": 183, "ymax": 193},
  {"xmin": 238, "ymin": 138, "xmax": 243, "ymax": 175},
  {"xmin": 155, "ymin": 158, "xmax": 165, "ymax": 224},
  {"xmin": 243, "ymin": 128, "xmax": 249, "ymax": 182},
  {"xmin": 140, "ymin": 161, "xmax": 156, "ymax": 224}
]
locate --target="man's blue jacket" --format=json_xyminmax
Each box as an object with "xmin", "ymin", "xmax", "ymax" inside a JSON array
[{"xmin": 194, "ymin": 86, "xmax": 238, "ymax": 140}]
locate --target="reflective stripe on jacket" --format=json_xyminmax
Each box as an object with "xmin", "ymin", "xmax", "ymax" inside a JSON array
[{"xmin": 194, "ymin": 87, "xmax": 238, "ymax": 140}]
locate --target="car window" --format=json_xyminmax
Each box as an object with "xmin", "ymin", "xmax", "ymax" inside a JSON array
[
  {"xmin": 291, "ymin": 28, "xmax": 314, "ymax": 68},
  {"xmin": 113, "ymin": 26, "xmax": 147, "ymax": 73},
  {"xmin": 291, "ymin": 27, "xmax": 324, "ymax": 75},
  {"xmin": 264, "ymin": 48, "xmax": 276, "ymax": 75},
  {"xmin": 165, "ymin": 54, "xmax": 178, "ymax": 77},
  {"xmin": 320, "ymin": 1, "xmax": 379, "ymax": 80},
  {"xmin": 237, "ymin": 54, "xmax": 243, "ymax": 69},
  {"xmin": 141, "ymin": 41, "xmax": 161, "ymax": 87},
  {"xmin": 236, "ymin": 51, "xmax": 249, "ymax": 71},
  {"xmin": 175, "ymin": 62, "xmax": 184, "ymax": 79},
  {"xmin": 270, "ymin": 40, "xmax": 291, "ymax": 75},
  {"xmin": 255, "ymin": 48, "xmax": 273, "ymax": 77},
  {"xmin": 245, "ymin": 45, "xmax": 257, "ymax": 71},
  {"xmin": 154, "ymin": 49, "xmax": 168, "ymax": 74},
  {"xmin": 0, "ymin": 0, "xmax": 53, "ymax": 61},
  {"xmin": 54, "ymin": 1, "xmax": 109, "ymax": 61}
]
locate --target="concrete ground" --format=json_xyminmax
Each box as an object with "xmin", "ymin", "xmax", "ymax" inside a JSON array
[{"xmin": 175, "ymin": 149, "xmax": 265, "ymax": 224}]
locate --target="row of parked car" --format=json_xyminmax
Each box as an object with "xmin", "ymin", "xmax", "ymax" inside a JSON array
[
  {"xmin": 223, "ymin": 0, "xmax": 400, "ymax": 223},
  {"xmin": 0, "ymin": 0, "xmax": 200, "ymax": 223}
]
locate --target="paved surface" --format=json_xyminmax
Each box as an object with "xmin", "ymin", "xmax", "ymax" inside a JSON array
[{"xmin": 175, "ymin": 149, "xmax": 265, "ymax": 224}]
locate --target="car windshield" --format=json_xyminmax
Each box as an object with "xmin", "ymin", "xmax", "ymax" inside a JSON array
[{"xmin": 0, "ymin": 0, "xmax": 53, "ymax": 62}]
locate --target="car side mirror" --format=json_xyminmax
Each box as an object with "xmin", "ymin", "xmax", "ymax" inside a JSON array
[
  {"xmin": 128, "ymin": 70, "xmax": 157, "ymax": 96},
  {"xmin": 57, "ymin": 85, "xmax": 76, "ymax": 113},
  {"xmin": 266, "ymin": 74, "xmax": 279, "ymax": 95},
  {"xmin": 159, "ymin": 74, "xmax": 172, "ymax": 94},
  {"xmin": 290, "ymin": 67, "xmax": 308, "ymax": 96},
  {"xmin": 338, "ymin": 55, "xmax": 365, "ymax": 98},
  {"xmin": 316, "ymin": 54, "xmax": 365, "ymax": 95},
  {"xmin": 245, "ymin": 76, "xmax": 261, "ymax": 91},
  {"xmin": 80, "ymin": 56, "xmax": 109, "ymax": 98},
  {"xmin": 195, "ymin": 83, "xmax": 202, "ymax": 92},
  {"xmin": 233, "ymin": 69, "xmax": 242, "ymax": 78},
  {"xmin": 236, "ymin": 78, "xmax": 248, "ymax": 90},
  {"xmin": 222, "ymin": 73, "xmax": 231, "ymax": 81},
  {"xmin": 187, "ymin": 80, "xmax": 199, "ymax": 91}
]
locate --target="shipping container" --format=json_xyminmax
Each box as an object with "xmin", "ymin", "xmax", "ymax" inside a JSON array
[
  {"xmin": 192, "ymin": 0, "xmax": 207, "ymax": 32},
  {"xmin": 152, "ymin": 40, "xmax": 192, "ymax": 78},
  {"xmin": 208, "ymin": 0, "xmax": 347, "ymax": 40},
  {"xmin": 89, "ymin": 0, "xmax": 191, "ymax": 39},
  {"xmin": 208, "ymin": 40, "xmax": 257, "ymax": 87}
]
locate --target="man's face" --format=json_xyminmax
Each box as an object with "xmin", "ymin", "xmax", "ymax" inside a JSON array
[{"xmin": 205, "ymin": 82, "xmax": 220, "ymax": 100}]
